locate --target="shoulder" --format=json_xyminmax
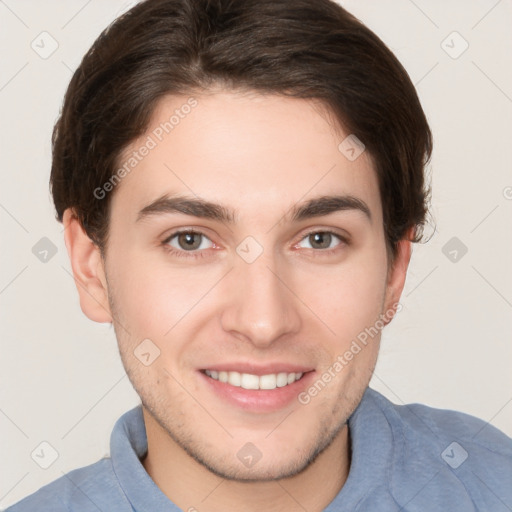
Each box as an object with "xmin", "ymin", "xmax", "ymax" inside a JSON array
[
  {"xmin": 367, "ymin": 387, "xmax": 512, "ymax": 450},
  {"xmin": 374, "ymin": 389, "xmax": 512, "ymax": 459},
  {"xmin": 364, "ymin": 388, "xmax": 512, "ymax": 510},
  {"xmin": 4, "ymin": 457, "xmax": 131, "ymax": 512}
]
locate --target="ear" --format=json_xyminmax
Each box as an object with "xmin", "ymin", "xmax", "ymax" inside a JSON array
[
  {"xmin": 382, "ymin": 228, "xmax": 413, "ymax": 324},
  {"xmin": 63, "ymin": 209, "xmax": 112, "ymax": 323}
]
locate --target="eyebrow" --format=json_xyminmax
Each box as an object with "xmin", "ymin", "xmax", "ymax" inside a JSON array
[{"xmin": 136, "ymin": 193, "xmax": 372, "ymax": 224}]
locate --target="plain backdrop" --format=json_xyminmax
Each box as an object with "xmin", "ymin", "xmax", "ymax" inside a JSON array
[{"xmin": 1, "ymin": 0, "xmax": 511, "ymax": 508}]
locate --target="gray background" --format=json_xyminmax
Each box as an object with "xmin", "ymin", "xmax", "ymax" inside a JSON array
[{"xmin": 1, "ymin": 0, "xmax": 511, "ymax": 508}]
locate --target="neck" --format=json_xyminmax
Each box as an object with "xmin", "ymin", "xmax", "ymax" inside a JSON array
[{"xmin": 141, "ymin": 409, "xmax": 351, "ymax": 512}]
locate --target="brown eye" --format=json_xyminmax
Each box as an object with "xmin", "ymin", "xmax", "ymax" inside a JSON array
[
  {"xmin": 297, "ymin": 231, "xmax": 344, "ymax": 251},
  {"xmin": 177, "ymin": 232, "xmax": 202, "ymax": 250},
  {"xmin": 308, "ymin": 232, "xmax": 333, "ymax": 249},
  {"xmin": 165, "ymin": 231, "xmax": 213, "ymax": 252}
]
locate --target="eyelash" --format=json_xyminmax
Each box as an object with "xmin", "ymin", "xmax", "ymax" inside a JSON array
[{"xmin": 162, "ymin": 229, "xmax": 349, "ymax": 260}]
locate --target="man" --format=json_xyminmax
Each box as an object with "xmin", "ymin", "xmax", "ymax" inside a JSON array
[{"xmin": 7, "ymin": 0, "xmax": 512, "ymax": 510}]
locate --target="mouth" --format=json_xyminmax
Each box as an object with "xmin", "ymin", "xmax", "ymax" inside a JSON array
[
  {"xmin": 198, "ymin": 365, "xmax": 315, "ymax": 412},
  {"xmin": 203, "ymin": 369, "xmax": 304, "ymax": 390}
]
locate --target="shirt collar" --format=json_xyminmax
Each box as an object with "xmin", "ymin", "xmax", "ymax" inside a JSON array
[
  {"xmin": 110, "ymin": 406, "xmax": 181, "ymax": 511},
  {"xmin": 325, "ymin": 387, "xmax": 394, "ymax": 510}
]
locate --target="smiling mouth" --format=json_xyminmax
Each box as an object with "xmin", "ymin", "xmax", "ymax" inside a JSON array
[{"xmin": 202, "ymin": 370, "xmax": 305, "ymax": 390}]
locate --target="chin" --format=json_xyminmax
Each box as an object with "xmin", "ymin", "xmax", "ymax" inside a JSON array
[
  {"xmin": 178, "ymin": 419, "xmax": 344, "ymax": 483},
  {"xmin": 193, "ymin": 451, "xmax": 317, "ymax": 483}
]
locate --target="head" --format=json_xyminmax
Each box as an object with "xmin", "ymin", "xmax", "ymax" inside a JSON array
[{"xmin": 55, "ymin": 0, "xmax": 432, "ymax": 481}]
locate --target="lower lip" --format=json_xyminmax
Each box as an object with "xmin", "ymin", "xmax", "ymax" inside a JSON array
[{"xmin": 198, "ymin": 371, "xmax": 316, "ymax": 413}]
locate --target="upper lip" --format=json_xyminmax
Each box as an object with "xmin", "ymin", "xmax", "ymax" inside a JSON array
[{"xmin": 201, "ymin": 362, "xmax": 315, "ymax": 376}]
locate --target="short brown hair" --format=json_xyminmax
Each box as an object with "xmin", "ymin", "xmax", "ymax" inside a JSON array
[{"xmin": 51, "ymin": 0, "xmax": 432, "ymax": 260}]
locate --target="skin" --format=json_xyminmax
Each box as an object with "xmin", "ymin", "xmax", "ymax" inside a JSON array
[{"xmin": 63, "ymin": 90, "xmax": 411, "ymax": 512}]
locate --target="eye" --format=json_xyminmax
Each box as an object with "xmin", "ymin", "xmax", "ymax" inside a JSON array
[
  {"xmin": 162, "ymin": 229, "xmax": 347, "ymax": 259},
  {"xmin": 164, "ymin": 230, "xmax": 214, "ymax": 252},
  {"xmin": 296, "ymin": 231, "xmax": 345, "ymax": 251}
]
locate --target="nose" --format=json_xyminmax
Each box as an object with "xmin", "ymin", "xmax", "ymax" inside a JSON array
[{"xmin": 220, "ymin": 252, "xmax": 302, "ymax": 349}]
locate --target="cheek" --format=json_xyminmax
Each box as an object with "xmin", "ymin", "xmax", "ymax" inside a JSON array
[
  {"xmin": 297, "ymin": 252, "xmax": 388, "ymax": 339},
  {"xmin": 107, "ymin": 249, "xmax": 221, "ymax": 338}
]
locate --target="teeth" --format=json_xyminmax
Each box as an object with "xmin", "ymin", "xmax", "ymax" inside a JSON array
[
  {"xmin": 241, "ymin": 373, "xmax": 259, "ymax": 390},
  {"xmin": 259, "ymin": 374, "xmax": 277, "ymax": 390},
  {"xmin": 204, "ymin": 370, "xmax": 303, "ymax": 390},
  {"xmin": 228, "ymin": 371, "xmax": 241, "ymax": 386},
  {"xmin": 276, "ymin": 372, "xmax": 289, "ymax": 387}
]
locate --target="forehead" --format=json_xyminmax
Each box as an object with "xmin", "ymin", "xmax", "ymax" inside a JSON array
[{"xmin": 111, "ymin": 91, "xmax": 382, "ymax": 225}]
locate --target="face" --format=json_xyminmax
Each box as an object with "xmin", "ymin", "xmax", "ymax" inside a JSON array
[{"xmin": 80, "ymin": 91, "xmax": 407, "ymax": 481}]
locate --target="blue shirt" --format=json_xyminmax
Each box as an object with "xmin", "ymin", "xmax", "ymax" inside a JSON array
[{"xmin": 6, "ymin": 388, "xmax": 512, "ymax": 511}]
